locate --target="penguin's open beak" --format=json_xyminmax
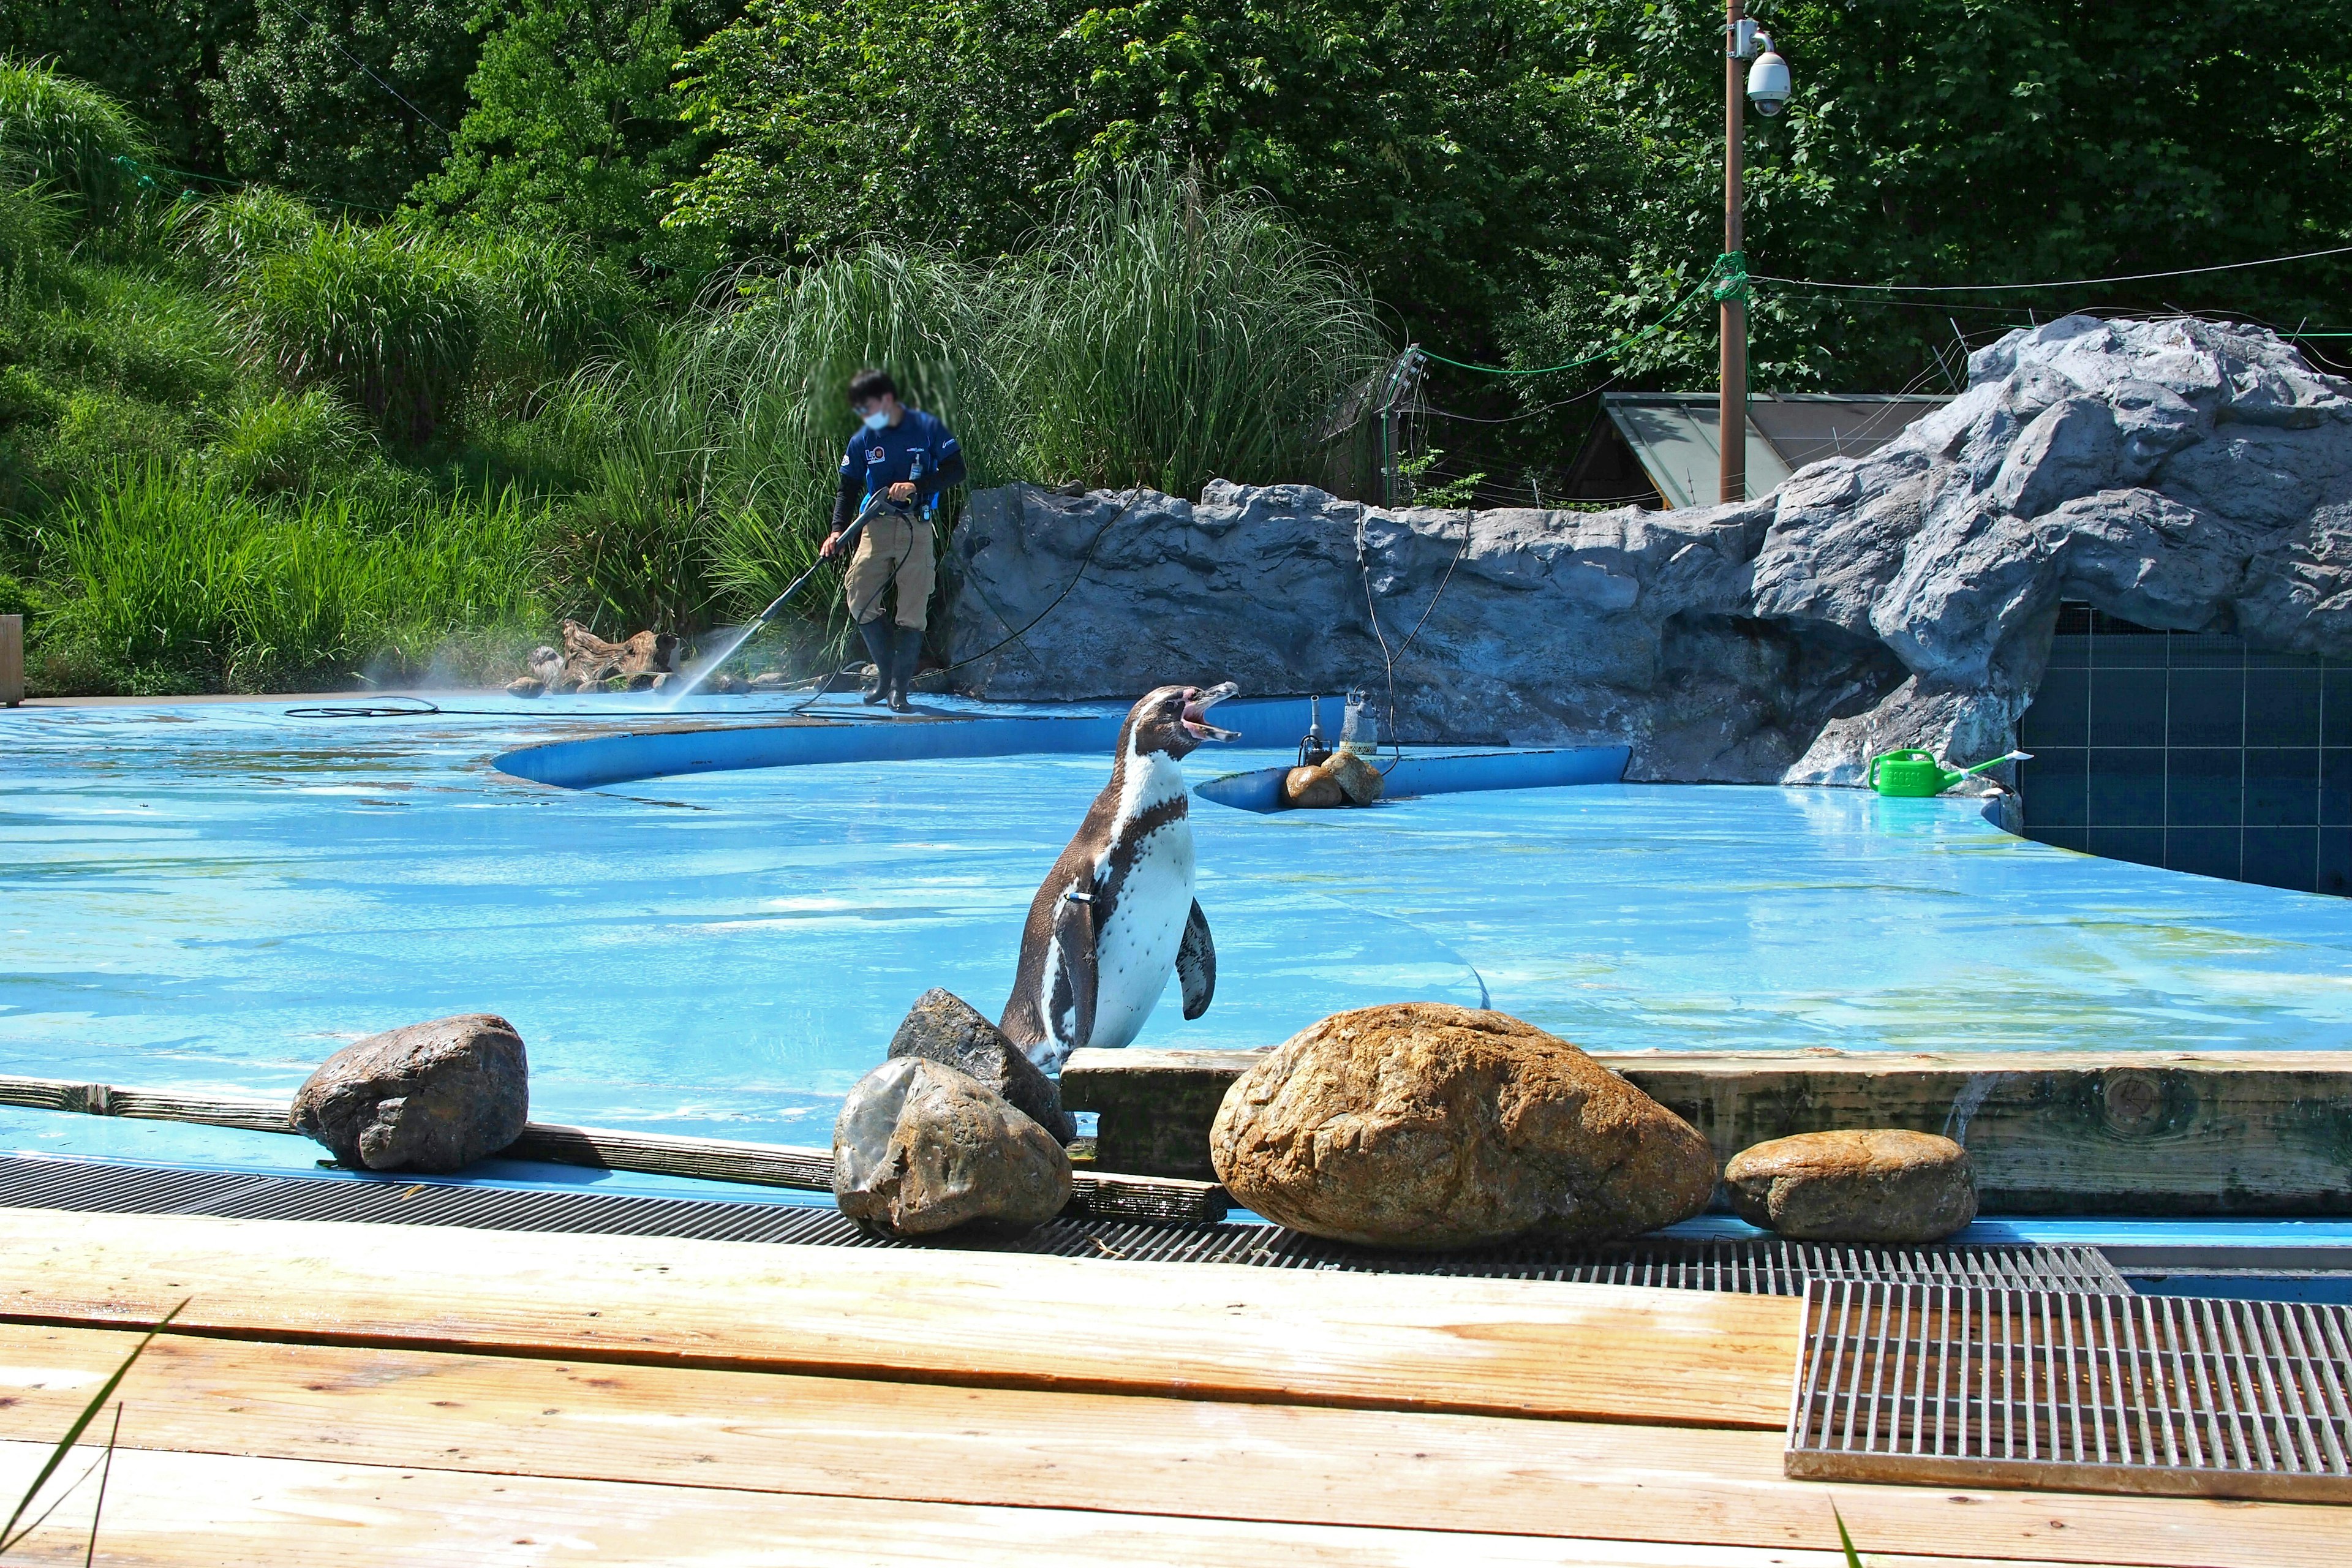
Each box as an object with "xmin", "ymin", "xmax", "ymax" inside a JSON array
[{"xmin": 1181, "ymin": 682, "xmax": 1240, "ymax": 742}]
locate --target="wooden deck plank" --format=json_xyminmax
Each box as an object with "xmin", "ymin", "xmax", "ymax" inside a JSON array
[
  {"xmin": 1063, "ymin": 1047, "xmax": 2352, "ymax": 1213},
  {"xmin": 0, "ymin": 1206, "xmax": 1796, "ymax": 1428},
  {"xmin": 0, "ymin": 1325, "xmax": 2341, "ymax": 1567},
  {"xmin": 0, "ymin": 1441, "xmax": 2231, "ymax": 1568}
]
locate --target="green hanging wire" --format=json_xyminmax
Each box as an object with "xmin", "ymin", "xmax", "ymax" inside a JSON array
[{"xmin": 1418, "ymin": 253, "xmax": 1746, "ymax": 378}]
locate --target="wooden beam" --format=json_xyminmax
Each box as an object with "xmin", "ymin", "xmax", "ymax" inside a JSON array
[
  {"xmin": 0, "ymin": 613, "xmax": 22, "ymax": 706},
  {"xmin": 0, "ymin": 1072, "xmax": 1227, "ymax": 1225},
  {"xmin": 0, "ymin": 1206, "xmax": 1798, "ymax": 1428},
  {"xmin": 0, "ymin": 1325, "xmax": 2337, "ymax": 1566},
  {"xmin": 1063, "ymin": 1048, "xmax": 2352, "ymax": 1214}
]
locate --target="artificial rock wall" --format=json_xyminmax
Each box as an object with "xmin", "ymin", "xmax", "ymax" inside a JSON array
[{"xmin": 944, "ymin": 316, "xmax": 2352, "ymax": 783}]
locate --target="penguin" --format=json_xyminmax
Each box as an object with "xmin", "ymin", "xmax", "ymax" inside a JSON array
[{"xmin": 1000, "ymin": 682, "xmax": 1238, "ymax": 1073}]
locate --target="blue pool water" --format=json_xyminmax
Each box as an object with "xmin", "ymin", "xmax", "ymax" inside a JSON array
[{"xmin": 7, "ymin": 694, "xmax": 2352, "ymax": 1183}]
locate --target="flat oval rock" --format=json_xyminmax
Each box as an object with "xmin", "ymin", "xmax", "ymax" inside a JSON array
[
  {"xmin": 1724, "ymin": 1129, "xmax": 1977, "ymax": 1242},
  {"xmin": 1209, "ymin": 1003, "xmax": 1717, "ymax": 1250},
  {"xmin": 290, "ymin": 1014, "xmax": 529, "ymax": 1174},
  {"xmin": 834, "ymin": 1058, "xmax": 1072, "ymax": 1239}
]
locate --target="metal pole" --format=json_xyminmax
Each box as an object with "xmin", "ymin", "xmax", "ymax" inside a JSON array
[{"xmin": 1720, "ymin": 0, "xmax": 1748, "ymax": 505}]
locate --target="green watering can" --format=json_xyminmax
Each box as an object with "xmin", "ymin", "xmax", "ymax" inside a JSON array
[{"xmin": 1868, "ymin": 748, "xmax": 2032, "ymax": 797}]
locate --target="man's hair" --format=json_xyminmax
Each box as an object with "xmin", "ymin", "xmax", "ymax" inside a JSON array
[{"xmin": 847, "ymin": 368, "xmax": 897, "ymax": 405}]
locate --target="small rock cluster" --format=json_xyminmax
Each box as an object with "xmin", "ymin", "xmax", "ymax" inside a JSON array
[
  {"xmin": 291, "ymin": 1013, "xmax": 529, "ymax": 1173},
  {"xmin": 832, "ymin": 989, "xmax": 1077, "ymax": 1239},
  {"xmin": 1281, "ymin": 748, "xmax": 1383, "ymax": 809},
  {"xmin": 507, "ymin": 620, "xmax": 681, "ymax": 697},
  {"xmin": 1208, "ymin": 1003, "xmax": 1978, "ymax": 1250}
]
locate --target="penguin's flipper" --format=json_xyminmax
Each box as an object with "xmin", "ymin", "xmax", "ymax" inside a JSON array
[
  {"xmin": 1177, "ymin": 899, "xmax": 1216, "ymax": 1020},
  {"xmin": 1046, "ymin": 886, "xmax": 1098, "ymax": 1059}
]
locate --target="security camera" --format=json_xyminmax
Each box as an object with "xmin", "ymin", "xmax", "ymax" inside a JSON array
[{"xmin": 1747, "ymin": 36, "xmax": 1791, "ymax": 116}]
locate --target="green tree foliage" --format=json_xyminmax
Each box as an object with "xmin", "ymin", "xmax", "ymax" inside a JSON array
[
  {"xmin": 206, "ymin": 0, "xmax": 477, "ymax": 210},
  {"xmin": 669, "ymin": 0, "xmax": 1638, "ymax": 345},
  {"xmin": 415, "ymin": 0, "xmax": 715, "ymax": 276},
  {"xmin": 1512, "ymin": 1, "xmax": 2352, "ymax": 398}
]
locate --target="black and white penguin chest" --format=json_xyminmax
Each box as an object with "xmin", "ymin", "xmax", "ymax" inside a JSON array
[{"xmin": 1081, "ymin": 750, "xmax": 1197, "ymax": 1052}]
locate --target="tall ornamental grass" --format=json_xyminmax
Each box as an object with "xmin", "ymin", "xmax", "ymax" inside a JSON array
[
  {"xmin": 211, "ymin": 195, "xmax": 643, "ymax": 445},
  {"xmin": 45, "ymin": 462, "xmax": 547, "ymax": 689},
  {"xmin": 0, "ymin": 60, "xmax": 157, "ymax": 226},
  {"xmin": 998, "ymin": 164, "xmax": 1390, "ymax": 498},
  {"xmin": 601, "ymin": 163, "xmax": 1393, "ymax": 625}
]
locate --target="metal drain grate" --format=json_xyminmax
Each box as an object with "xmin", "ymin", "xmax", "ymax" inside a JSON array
[
  {"xmin": 0, "ymin": 1153, "xmax": 2128, "ymax": 1296},
  {"xmin": 1787, "ymin": 1280, "xmax": 2352, "ymax": 1502}
]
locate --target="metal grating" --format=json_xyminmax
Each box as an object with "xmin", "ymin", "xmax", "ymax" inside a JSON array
[
  {"xmin": 0, "ymin": 1153, "xmax": 2129, "ymax": 1296},
  {"xmin": 1787, "ymin": 1280, "xmax": 2352, "ymax": 1502}
]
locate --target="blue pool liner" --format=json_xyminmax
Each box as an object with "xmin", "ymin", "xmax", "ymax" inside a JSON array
[
  {"xmin": 496, "ymin": 695, "xmax": 1330, "ymax": 790},
  {"xmin": 1194, "ymin": 745, "xmax": 1632, "ymax": 813}
]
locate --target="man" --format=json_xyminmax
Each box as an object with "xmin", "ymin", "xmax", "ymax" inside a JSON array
[{"xmin": 821, "ymin": 368, "xmax": 965, "ymax": 712}]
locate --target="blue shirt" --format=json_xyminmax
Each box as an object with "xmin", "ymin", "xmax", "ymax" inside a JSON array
[{"xmin": 834, "ymin": 408, "xmax": 965, "ymax": 527}]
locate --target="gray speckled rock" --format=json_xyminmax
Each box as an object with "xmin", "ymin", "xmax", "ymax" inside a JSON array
[
  {"xmin": 944, "ymin": 317, "xmax": 2352, "ymax": 783},
  {"xmin": 834, "ymin": 1058, "xmax": 1072, "ymax": 1238},
  {"xmin": 1724, "ymin": 1129, "xmax": 1978, "ymax": 1242},
  {"xmin": 888, "ymin": 987, "xmax": 1074, "ymax": 1142},
  {"xmin": 290, "ymin": 1014, "xmax": 529, "ymax": 1174}
]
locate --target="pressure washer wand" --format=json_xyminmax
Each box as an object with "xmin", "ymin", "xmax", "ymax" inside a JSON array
[{"xmin": 755, "ymin": 495, "xmax": 885, "ymax": 625}]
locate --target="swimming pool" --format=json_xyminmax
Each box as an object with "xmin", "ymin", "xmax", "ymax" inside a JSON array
[{"xmin": 7, "ymin": 693, "xmax": 2352, "ymax": 1183}]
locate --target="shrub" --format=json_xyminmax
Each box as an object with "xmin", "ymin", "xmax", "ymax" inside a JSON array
[
  {"xmin": 0, "ymin": 569, "xmax": 40, "ymax": 621},
  {"xmin": 205, "ymin": 388, "xmax": 365, "ymax": 494},
  {"xmin": 28, "ymin": 265, "xmax": 241, "ymax": 403},
  {"xmin": 464, "ymin": 229, "xmax": 647, "ymax": 404},
  {"xmin": 43, "ymin": 461, "xmax": 548, "ymax": 689},
  {"xmin": 0, "ymin": 59, "xmax": 158, "ymax": 225},
  {"xmin": 229, "ymin": 220, "xmax": 481, "ymax": 445},
  {"xmin": 0, "ymin": 172, "xmax": 64, "ymax": 281},
  {"xmin": 36, "ymin": 389, "xmax": 196, "ymax": 483},
  {"xmin": 179, "ymin": 184, "xmax": 322, "ymax": 287}
]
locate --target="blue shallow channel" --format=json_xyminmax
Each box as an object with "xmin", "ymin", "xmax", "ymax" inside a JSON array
[{"xmin": 6, "ymin": 692, "xmax": 2352, "ymax": 1259}]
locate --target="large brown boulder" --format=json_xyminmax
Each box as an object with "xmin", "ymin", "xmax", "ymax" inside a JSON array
[
  {"xmin": 1208, "ymin": 1003, "xmax": 1717, "ymax": 1249},
  {"xmin": 290, "ymin": 1014, "xmax": 529, "ymax": 1173},
  {"xmin": 834, "ymin": 1058, "xmax": 1072, "ymax": 1238},
  {"xmin": 1724, "ymin": 1130, "xmax": 1977, "ymax": 1242}
]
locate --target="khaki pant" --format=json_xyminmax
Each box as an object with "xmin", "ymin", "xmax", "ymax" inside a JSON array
[{"xmin": 842, "ymin": 510, "xmax": 934, "ymax": 630}]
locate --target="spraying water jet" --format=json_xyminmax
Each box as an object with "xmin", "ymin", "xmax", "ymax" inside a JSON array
[{"xmin": 665, "ymin": 496, "xmax": 886, "ymax": 709}]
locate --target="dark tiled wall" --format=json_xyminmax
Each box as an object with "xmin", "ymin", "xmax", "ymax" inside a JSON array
[{"xmin": 2017, "ymin": 608, "xmax": 2352, "ymax": 894}]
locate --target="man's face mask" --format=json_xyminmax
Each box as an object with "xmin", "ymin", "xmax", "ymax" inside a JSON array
[{"xmin": 859, "ymin": 407, "xmax": 890, "ymax": 431}]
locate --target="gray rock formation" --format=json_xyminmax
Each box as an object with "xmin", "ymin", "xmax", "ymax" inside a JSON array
[
  {"xmin": 1723, "ymin": 1129, "xmax": 1978, "ymax": 1243},
  {"xmin": 1207, "ymin": 1003, "xmax": 1718, "ymax": 1250},
  {"xmin": 887, "ymin": 987, "xmax": 1074, "ymax": 1143},
  {"xmin": 833, "ymin": 1057, "xmax": 1074, "ymax": 1238},
  {"xmin": 290, "ymin": 1014, "xmax": 529, "ymax": 1173},
  {"xmin": 945, "ymin": 316, "xmax": 2352, "ymax": 782}
]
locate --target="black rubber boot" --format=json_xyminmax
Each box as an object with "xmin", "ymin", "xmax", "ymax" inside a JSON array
[
  {"xmin": 855, "ymin": 617, "xmax": 893, "ymax": 704},
  {"xmin": 888, "ymin": 626, "xmax": 923, "ymax": 713}
]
